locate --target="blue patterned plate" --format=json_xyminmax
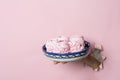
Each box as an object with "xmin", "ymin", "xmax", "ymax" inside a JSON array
[{"xmin": 42, "ymin": 41, "xmax": 90, "ymax": 62}]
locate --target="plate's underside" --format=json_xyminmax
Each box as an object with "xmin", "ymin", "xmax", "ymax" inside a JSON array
[{"xmin": 45, "ymin": 52, "xmax": 90, "ymax": 62}]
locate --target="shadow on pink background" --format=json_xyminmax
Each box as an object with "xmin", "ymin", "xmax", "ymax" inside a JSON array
[{"xmin": 0, "ymin": 0, "xmax": 120, "ymax": 80}]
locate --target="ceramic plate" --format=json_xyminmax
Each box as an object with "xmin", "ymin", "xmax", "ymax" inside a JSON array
[{"xmin": 42, "ymin": 41, "xmax": 90, "ymax": 62}]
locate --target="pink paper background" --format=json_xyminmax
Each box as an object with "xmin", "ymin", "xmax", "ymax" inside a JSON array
[{"xmin": 0, "ymin": 0, "xmax": 120, "ymax": 80}]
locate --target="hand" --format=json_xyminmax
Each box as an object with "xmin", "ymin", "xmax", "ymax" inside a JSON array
[{"xmin": 53, "ymin": 61, "xmax": 68, "ymax": 64}]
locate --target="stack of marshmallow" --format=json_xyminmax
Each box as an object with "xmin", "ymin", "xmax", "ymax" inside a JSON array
[{"xmin": 45, "ymin": 35, "xmax": 85, "ymax": 53}]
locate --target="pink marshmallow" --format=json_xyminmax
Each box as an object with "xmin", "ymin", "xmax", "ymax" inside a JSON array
[
  {"xmin": 45, "ymin": 35, "xmax": 85, "ymax": 53},
  {"xmin": 69, "ymin": 35, "xmax": 84, "ymax": 52},
  {"xmin": 45, "ymin": 36, "xmax": 70, "ymax": 53}
]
